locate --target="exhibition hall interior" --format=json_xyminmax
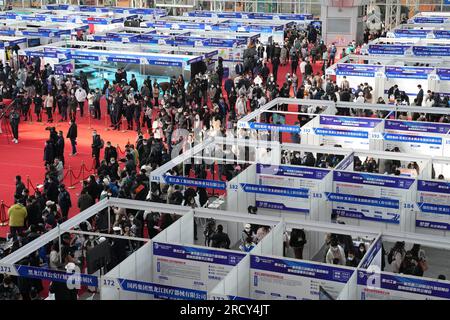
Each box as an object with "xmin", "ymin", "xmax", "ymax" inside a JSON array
[{"xmin": 0, "ymin": 0, "xmax": 450, "ymax": 302}]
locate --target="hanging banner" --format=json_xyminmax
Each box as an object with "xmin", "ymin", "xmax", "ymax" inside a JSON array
[
  {"xmin": 10, "ymin": 265, "xmax": 99, "ymax": 287},
  {"xmin": 153, "ymin": 242, "xmax": 245, "ymax": 292},
  {"xmin": 256, "ymin": 163, "xmax": 329, "ymax": 180},
  {"xmin": 433, "ymin": 30, "xmax": 450, "ymax": 39},
  {"xmin": 336, "ymin": 64, "xmax": 383, "ymax": 77},
  {"xmin": 102, "ymin": 277, "xmax": 207, "ymax": 300},
  {"xmin": 164, "ymin": 176, "xmax": 226, "ymax": 190},
  {"xmin": 385, "ymin": 66, "xmax": 433, "ymax": 79},
  {"xmin": 250, "ymin": 255, "xmax": 353, "ymax": 300},
  {"xmin": 368, "ymin": 45, "xmax": 410, "ymax": 55},
  {"xmin": 385, "ymin": 120, "xmax": 450, "ymax": 135},
  {"xmin": 320, "ymin": 116, "xmax": 382, "ymax": 128},
  {"xmin": 252, "ymin": 164, "xmax": 329, "ymax": 213},
  {"xmin": 247, "ymin": 122, "xmax": 300, "ymax": 133},
  {"xmin": 416, "ymin": 180, "xmax": 450, "ymax": 231},
  {"xmin": 393, "ymin": 29, "xmax": 429, "ymax": 38},
  {"xmin": 330, "ymin": 171, "xmax": 414, "ymax": 224},
  {"xmin": 413, "ymin": 46, "xmax": 450, "ymax": 57},
  {"xmin": 358, "ymin": 271, "xmax": 450, "ymax": 300},
  {"xmin": 436, "ymin": 68, "xmax": 450, "ymax": 80},
  {"xmin": 54, "ymin": 61, "xmax": 74, "ymax": 75},
  {"xmin": 310, "ymin": 127, "xmax": 370, "ymax": 149},
  {"xmin": 383, "ymin": 133, "xmax": 443, "ymax": 156},
  {"xmin": 413, "ymin": 17, "xmax": 447, "ymax": 23}
]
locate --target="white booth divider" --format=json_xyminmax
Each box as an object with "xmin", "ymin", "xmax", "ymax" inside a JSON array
[
  {"xmin": 100, "ymin": 241, "xmax": 153, "ymax": 300},
  {"xmin": 4, "ymin": 198, "xmax": 450, "ymax": 300},
  {"xmin": 151, "ymin": 212, "xmax": 247, "ymax": 293}
]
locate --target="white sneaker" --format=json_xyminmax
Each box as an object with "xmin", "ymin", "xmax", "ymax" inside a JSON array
[{"xmin": 14, "ymin": 139, "xmax": 18, "ymax": 144}]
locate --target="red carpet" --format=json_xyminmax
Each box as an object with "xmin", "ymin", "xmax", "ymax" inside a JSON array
[
  {"xmin": 0, "ymin": 100, "xmax": 139, "ymax": 238},
  {"xmin": 0, "ymin": 59, "xmax": 325, "ymax": 238}
]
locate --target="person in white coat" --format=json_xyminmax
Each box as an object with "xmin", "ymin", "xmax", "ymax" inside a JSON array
[
  {"xmin": 325, "ymin": 238, "xmax": 346, "ymax": 265},
  {"xmin": 236, "ymin": 94, "xmax": 247, "ymax": 118},
  {"xmin": 75, "ymin": 87, "xmax": 87, "ymax": 117}
]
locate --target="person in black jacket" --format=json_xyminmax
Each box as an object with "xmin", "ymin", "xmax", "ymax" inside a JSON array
[
  {"xmin": 43, "ymin": 140, "xmax": 55, "ymax": 166},
  {"xmin": 33, "ymin": 93, "xmax": 43, "ymax": 122},
  {"xmin": 415, "ymin": 84, "xmax": 424, "ymax": 106},
  {"xmin": 210, "ymin": 225, "xmax": 231, "ymax": 249},
  {"xmin": 66, "ymin": 119, "xmax": 77, "ymax": 156},
  {"xmin": 55, "ymin": 131, "xmax": 65, "ymax": 165},
  {"xmin": 9, "ymin": 108, "xmax": 20, "ymax": 143},
  {"xmin": 272, "ymin": 56, "xmax": 280, "ymax": 83},
  {"xmin": 57, "ymin": 184, "xmax": 72, "ymax": 221},
  {"xmin": 91, "ymin": 130, "xmax": 103, "ymax": 169},
  {"xmin": 104, "ymin": 142, "xmax": 117, "ymax": 163},
  {"xmin": 289, "ymin": 228, "xmax": 306, "ymax": 259}
]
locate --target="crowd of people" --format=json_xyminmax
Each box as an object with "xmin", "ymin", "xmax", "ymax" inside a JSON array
[{"xmin": 0, "ymin": 19, "xmax": 448, "ymax": 300}]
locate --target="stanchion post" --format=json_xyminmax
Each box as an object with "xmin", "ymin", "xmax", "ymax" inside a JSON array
[
  {"xmin": 68, "ymin": 165, "xmax": 75, "ymax": 189},
  {"xmin": 81, "ymin": 161, "xmax": 85, "ymax": 181},
  {"xmin": 121, "ymin": 118, "xmax": 127, "ymax": 133},
  {"xmin": 0, "ymin": 200, "xmax": 6, "ymax": 226},
  {"xmin": 104, "ymin": 112, "xmax": 109, "ymax": 131},
  {"xmin": 26, "ymin": 175, "xmax": 30, "ymax": 190}
]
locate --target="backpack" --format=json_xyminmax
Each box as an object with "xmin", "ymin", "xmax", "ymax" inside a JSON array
[{"xmin": 289, "ymin": 229, "xmax": 306, "ymax": 247}]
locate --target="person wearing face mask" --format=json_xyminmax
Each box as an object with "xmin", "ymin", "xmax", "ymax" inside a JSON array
[
  {"xmin": 346, "ymin": 249, "xmax": 360, "ymax": 267},
  {"xmin": 104, "ymin": 141, "xmax": 117, "ymax": 164},
  {"xmin": 356, "ymin": 243, "xmax": 367, "ymax": 260},
  {"xmin": 108, "ymin": 157, "xmax": 120, "ymax": 182},
  {"xmin": 325, "ymin": 238, "xmax": 346, "ymax": 265}
]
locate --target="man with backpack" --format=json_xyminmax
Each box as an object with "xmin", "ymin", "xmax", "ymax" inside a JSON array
[{"xmin": 210, "ymin": 225, "xmax": 231, "ymax": 249}]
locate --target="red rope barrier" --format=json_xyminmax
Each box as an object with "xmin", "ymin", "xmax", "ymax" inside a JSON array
[
  {"xmin": 67, "ymin": 166, "xmax": 75, "ymax": 189},
  {"xmin": 117, "ymin": 145, "xmax": 126, "ymax": 155},
  {"xmin": 63, "ymin": 169, "xmax": 71, "ymax": 180},
  {"xmin": 26, "ymin": 176, "xmax": 37, "ymax": 192},
  {"xmin": 70, "ymin": 161, "xmax": 85, "ymax": 180}
]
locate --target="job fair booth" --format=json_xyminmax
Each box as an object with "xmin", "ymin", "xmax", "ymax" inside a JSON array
[
  {"xmin": 88, "ymin": 29, "xmax": 249, "ymax": 77},
  {"xmin": 0, "ymin": 22, "xmax": 90, "ymax": 46},
  {"xmin": 236, "ymin": 97, "xmax": 450, "ymax": 159},
  {"xmin": 2, "ymin": 196, "xmax": 450, "ymax": 300},
  {"xmin": 0, "ymin": 9, "xmax": 139, "ymax": 34},
  {"xmin": 21, "ymin": 39, "xmax": 217, "ymax": 88}
]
